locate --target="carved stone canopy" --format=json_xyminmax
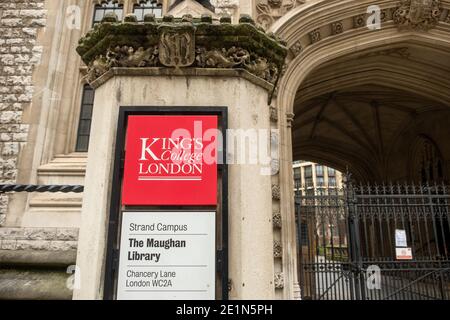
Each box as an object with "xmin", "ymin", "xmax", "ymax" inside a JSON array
[
  {"xmin": 394, "ymin": 0, "xmax": 442, "ymax": 31},
  {"xmin": 76, "ymin": 13, "xmax": 287, "ymax": 84}
]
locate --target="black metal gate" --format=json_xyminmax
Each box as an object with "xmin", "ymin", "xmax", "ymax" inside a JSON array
[{"xmin": 296, "ymin": 180, "xmax": 450, "ymax": 300}]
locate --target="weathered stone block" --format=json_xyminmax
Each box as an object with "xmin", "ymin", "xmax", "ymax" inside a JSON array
[
  {"xmin": 16, "ymin": 240, "xmax": 51, "ymax": 251},
  {"xmin": 0, "ymin": 228, "xmax": 25, "ymax": 240},
  {"xmin": 49, "ymin": 241, "xmax": 78, "ymax": 251},
  {"xmin": 56, "ymin": 228, "xmax": 79, "ymax": 241},
  {"xmin": 1, "ymin": 240, "xmax": 17, "ymax": 250},
  {"xmin": 24, "ymin": 228, "xmax": 57, "ymax": 240}
]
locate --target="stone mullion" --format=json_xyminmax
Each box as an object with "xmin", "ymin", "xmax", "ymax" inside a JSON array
[
  {"xmin": 279, "ymin": 110, "xmax": 300, "ymax": 299},
  {"xmin": 270, "ymin": 104, "xmax": 282, "ymax": 298}
]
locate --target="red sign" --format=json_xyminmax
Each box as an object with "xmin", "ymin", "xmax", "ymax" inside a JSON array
[{"xmin": 121, "ymin": 115, "xmax": 218, "ymax": 206}]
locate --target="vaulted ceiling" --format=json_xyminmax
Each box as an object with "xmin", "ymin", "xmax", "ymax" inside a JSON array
[{"xmin": 292, "ymin": 42, "xmax": 450, "ymax": 181}]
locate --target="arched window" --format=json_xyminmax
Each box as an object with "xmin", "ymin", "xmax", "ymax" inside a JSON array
[
  {"xmin": 75, "ymin": 85, "xmax": 95, "ymax": 152},
  {"xmin": 93, "ymin": 0, "xmax": 124, "ymax": 26},
  {"xmin": 133, "ymin": 0, "xmax": 163, "ymax": 21},
  {"xmin": 412, "ymin": 135, "xmax": 445, "ymax": 183}
]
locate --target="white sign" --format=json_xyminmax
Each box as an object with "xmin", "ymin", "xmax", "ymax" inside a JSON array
[
  {"xmin": 395, "ymin": 229, "xmax": 407, "ymax": 247},
  {"xmin": 117, "ymin": 211, "xmax": 216, "ymax": 300},
  {"xmin": 396, "ymin": 247, "xmax": 413, "ymax": 260}
]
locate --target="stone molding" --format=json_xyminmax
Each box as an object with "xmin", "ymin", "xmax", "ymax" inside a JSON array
[
  {"xmin": 286, "ymin": 1, "xmax": 448, "ymax": 59},
  {"xmin": 0, "ymin": 227, "xmax": 78, "ymax": 251},
  {"xmin": 0, "ymin": 227, "xmax": 78, "ymax": 241},
  {"xmin": 89, "ymin": 66, "xmax": 275, "ymax": 90},
  {"xmin": 77, "ymin": 13, "xmax": 287, "ymax": 85}
]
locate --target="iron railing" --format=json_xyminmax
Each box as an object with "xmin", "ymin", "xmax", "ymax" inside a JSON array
[{"xmin": 296, "ymin": 180, "xmax": 450, "ymax": 300}]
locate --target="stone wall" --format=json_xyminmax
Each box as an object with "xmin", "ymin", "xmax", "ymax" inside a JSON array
[{"xmin": 0, "ymin": 0, "xmax": 46, "ymax": 225}]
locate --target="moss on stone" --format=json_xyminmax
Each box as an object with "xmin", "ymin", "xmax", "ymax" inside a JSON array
[{"xmin": 76, "ymin": 20, "xmax": 287, "ymax": 69}]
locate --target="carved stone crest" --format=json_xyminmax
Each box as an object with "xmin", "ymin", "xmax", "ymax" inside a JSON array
[
  {"xmin": 273, "ymin": 240, "xmax": 282, "ymax": 258},
  {"xmin": 270, "ymin": 106, "xmax": 278, "ymax": 122},
  {"xmin": 394, "ymin": 0, "xmax": 441, "ymax": 31},
  {"xmin": 272, "ymin": 211, "xmax": 282, "ymax": 228},
  {"xmin": 256, "ymin": 0, "xmax": 305, "ymax": 29},
  {"xmin": 274, "ymin": 272, "xmax": 284, "ymax": 289},
  {"xmin": 158, "ymin": 25, "xmax": 196, "ymax": 67},
  {"xmin": 272, "ymin": 184, "xmax": 281, "ymax": 200}
]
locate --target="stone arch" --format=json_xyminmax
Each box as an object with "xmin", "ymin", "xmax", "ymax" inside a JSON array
[
  {"xmin": 272, "ymin": 0, "xmax": 450, "ymax": 114},
  {"xmin": 269, "ymin": 0, "xmax": 450, "ymax": 299}
]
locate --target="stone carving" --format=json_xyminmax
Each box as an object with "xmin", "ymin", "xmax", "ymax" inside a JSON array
[
  {"xmin": 213, "ymin": 0, "xmax": 238, "ymax": 19},
  {"xmin": 286, "ymin": 112, "xmax": 295, "ymax": 127},
  {"xmin": 393, "ymin": 0, "xmax": 441, "ymax": 31},
  {"xmin": 87, "ymin": 45, "xmax": 159, "ymax": 82},
  {"xmin": 87, "ymin": 55, "xmax": 109, "ymax": 82},
  {"xmin": 159, "ymin": 26, "xmax": 196, "ymax": 67},
  {"xmin": 309, "ymin": 29, "xmax": 321, "ymax": 43},
  {"xmin": 273, "ymin": 211, "xmax": 282, "ymax": 228},
  {"xmin": 331, "ymin": 21, "xmax": 344, "ymax": 35},
  {"xmin": 290, "ymin": 40, "xmax": 302, "ymax": 57},
  {"xmin": 274, "ymin": 272, "xmax": 284, "ymax": 289},
  {"xmin": 273, "ymin": 240, "xmax": 282, "ymax": 258},
  {"xmin": 272, "ymin": 184, "xmax": 281, "ymax": 200},
  {"xmin": 196, "ymin": 46, "xmax": 250, "ymax": 68},
  {"xmin": 245, "ymin": 56, "xmax": 279, "ymax": 84},
  {"xmin": 270, "ymin": 106, "xmax": 278, "ymax": 122},
  {"xmin": 256, "ymin": 0, "xmax": 305, "ymax": 29},
  {"xmin": 108, "ymin": 45, "xmax": 159, "ymax": 68},
  {"xmin": 78, "ymin": 16, "xmax": 287, "ymax": 85},
  {"xmin": 353, "ymin": 14, "xmax": 366, "ymax": 28},
  {"xmin": 196, "ymin": 47, "xmax": 279, "ymax": 83}
]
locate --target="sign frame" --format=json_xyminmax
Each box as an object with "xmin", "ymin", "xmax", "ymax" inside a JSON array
[
  {"xmin": 103, "ymin": 106, "xmax": 228, "ymax": 300},
  {"xmin": 116, "ymin": 210, "xmax": 217, "ymax": 300}
]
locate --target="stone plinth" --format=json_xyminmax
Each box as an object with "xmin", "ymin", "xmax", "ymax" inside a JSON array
[{"xmin": 74, "ymin": 13, "xmax": 287, "ymax": 300}]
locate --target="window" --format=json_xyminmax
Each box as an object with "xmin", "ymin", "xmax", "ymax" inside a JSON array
[
  {"xmin": 328, "ymin": 167, "xmax": 336, "ymax": 177},
  {"xmin": 93, "ymin": 0, "xmax": 124, "ymax": 26},
  {"xmin": 328, "ymin": 176, "xmax": 337, "ymax": 187},
  {"xmin": 294, "ymin": 167, "xmax": 301, "ymax": 180},
  {"xmin": 134, "ymin": 0, "xmax": 163, "ymax": 21},
  {"xmin": 76, "ymin": 85, "xmax": 95, "ymax": 152},
  {"xmin": 304, "ymin": 165, "xmax": 313, "ymax": 187},
  {"xmin": 316, "ymin": 165, "xmax": 324, "ymax": 177},
  {"xmin": 316, "ymin": 176, "xmax": 325, "ymax": 187},
  {"xmin": 413, "ymin": 136, "xmax": 445, "ymax": 183}
]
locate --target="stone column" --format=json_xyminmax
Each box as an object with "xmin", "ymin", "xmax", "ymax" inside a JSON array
[{"xmin": 73, "ymin": 13, "xmax": 287, "ymax": 300}]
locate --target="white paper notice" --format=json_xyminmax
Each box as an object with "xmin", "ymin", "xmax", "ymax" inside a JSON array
[
  {"xmin": 395, "ymin": 229, "xmax": 407, "ymax": 247},
  {"xmin": 117, "ymin": 211, "xmax": 216, "ymax": 300},
  {"xmin": 396, "ymin": 247, "xmax": 413, "ymax": 260}
]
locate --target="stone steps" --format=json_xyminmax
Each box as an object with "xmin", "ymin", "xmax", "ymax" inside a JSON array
[{"xmin": 0, "ymin": 227, "xmax": 78, "ymax": 300}]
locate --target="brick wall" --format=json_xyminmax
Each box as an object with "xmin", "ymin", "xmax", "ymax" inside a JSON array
[{"xmin": 0, "ymin": 0, "xmax": 47, "ymax": 225}]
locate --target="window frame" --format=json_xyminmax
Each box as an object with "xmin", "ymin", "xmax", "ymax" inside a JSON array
[
  {"xmin": 92, "ymin": 0, "xmax": 124, "ymax": 26},
  {"xmin": 133, "ymin": 0, "xmax": 163, "ymax": 21},
  {"xmin": 75, "ymin": 84, "xmax": 95, "ymax": 152}
]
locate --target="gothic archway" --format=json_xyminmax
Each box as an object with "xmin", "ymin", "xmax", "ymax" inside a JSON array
[{"xmin": 270, "ymin": 0, "xmax": 450, "ymax": 299}]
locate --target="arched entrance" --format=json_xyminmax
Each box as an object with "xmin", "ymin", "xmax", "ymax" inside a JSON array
[{"xmin": 272, "ymin": 0, "xmax": 450, "ymax": 299}]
